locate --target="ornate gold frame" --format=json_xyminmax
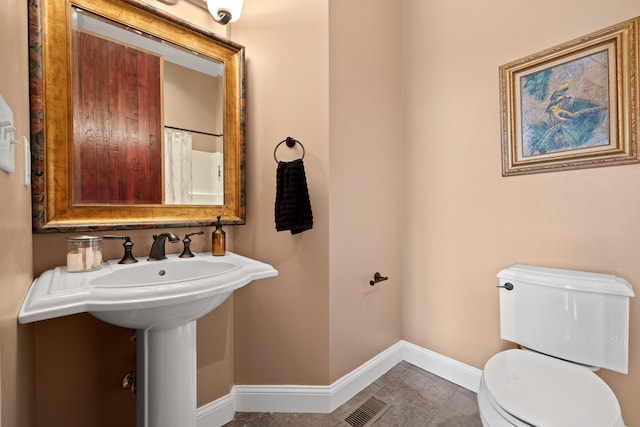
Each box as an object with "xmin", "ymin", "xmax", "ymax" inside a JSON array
[
  {"xmin": 500, "ymin": 17, "xmax": 639, "ymax": 176},
  {"xmin": 29, "ymin": 0, "xmax": 245, "ymax": 231}
]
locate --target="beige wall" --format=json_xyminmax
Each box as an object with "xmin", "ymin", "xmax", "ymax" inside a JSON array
[
  {"xmin": 0, "ymin": 0, "xmax": 36, "ymax": 426},
  {"xmin": 4, "ymin": 0, "xmax": 640, "ymax": 426},
  {"xmin": 164, "ymin": 62, "xmax": 223, "ymax": 136},
  {"xmin": 327, "ymin": 1, "xmax": 403, "ymax": 380},
  {"xmin": 232, "ymin": 0, "xmax": 403, "ymax": 386},
  {"xmin": 401, "ymin": 0, "xmax": 640, "ymax": 424},
  {"xmin": 232, "ymin": 0, "xmax": 333, "ymax": 385}
]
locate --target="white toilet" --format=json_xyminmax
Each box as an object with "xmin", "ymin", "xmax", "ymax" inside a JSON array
[{"xmin": 478, "ymin": 264, "xmax": 634, "ymax": 427}]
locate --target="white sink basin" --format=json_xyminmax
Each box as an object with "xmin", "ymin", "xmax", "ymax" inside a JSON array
[
  {"xmin": 86, "ymin": 259, "xmax": 241, "ymax": 329},
  {"xmin": 19, "ymin": 252, "xmax": 276, "ymax": 330},
  {"xmin": 91, "ymin": 259, "xmax": 237, "ymax": 287},
  {"xmin": 19, "ymin": 251, "xmax": 277, "ymax": 427}
]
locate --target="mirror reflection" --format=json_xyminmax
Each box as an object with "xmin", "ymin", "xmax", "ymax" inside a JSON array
[{"xmin": 71, "ymin": 6, "xmax": 224, "ymax": 206}]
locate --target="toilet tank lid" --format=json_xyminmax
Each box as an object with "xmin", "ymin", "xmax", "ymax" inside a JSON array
[{"xmin": 498, "ymin": 264, "xmax": 634, "ymax": 297}]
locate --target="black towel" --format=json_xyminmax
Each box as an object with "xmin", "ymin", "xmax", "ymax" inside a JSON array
[{"xmin": 275, "ymin": 159, "xmax": 313, "ymax": 234}]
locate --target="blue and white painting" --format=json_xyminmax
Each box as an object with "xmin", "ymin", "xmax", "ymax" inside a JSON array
[{"xmin": 520, "ymin": 50, "xmax": 609, "ymax": 157}]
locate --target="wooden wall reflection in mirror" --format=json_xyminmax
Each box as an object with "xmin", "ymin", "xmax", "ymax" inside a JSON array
[{"xmin": 29, "ymin": 0, "xmax": 245, "ymax": 232}]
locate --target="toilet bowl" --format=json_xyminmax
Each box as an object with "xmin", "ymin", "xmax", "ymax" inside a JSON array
[
  {"xmin": 478, "ymin": 349, "xmax": 623, "ymax": 427},
  {"xmin": 478, "ymin": 264, "xmax": 633, "ymax": 427}
]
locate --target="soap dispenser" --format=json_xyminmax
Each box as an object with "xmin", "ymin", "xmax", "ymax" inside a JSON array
[{"xmin": 212, "ymin": 216, "xmax": 226, "ymax": 256}]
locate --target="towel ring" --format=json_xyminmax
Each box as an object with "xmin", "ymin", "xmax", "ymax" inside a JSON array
[{"xmin": 274, "ymin": 136, "xmax": 305, "ymax": 163}]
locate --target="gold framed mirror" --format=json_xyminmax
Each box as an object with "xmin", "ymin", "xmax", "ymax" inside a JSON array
[{"xmin": 29, "ymin": 0, "xmax": 245, "ymax": 232}]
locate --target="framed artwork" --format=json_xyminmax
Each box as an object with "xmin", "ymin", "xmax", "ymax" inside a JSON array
[{"xmin": 499, "ymin": 17, "xmax": 639, "ymax": 176}]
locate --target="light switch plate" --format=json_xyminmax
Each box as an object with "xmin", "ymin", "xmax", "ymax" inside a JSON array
[{"xmin": 0, "ymin": 94, "xmax": 15, "ymax": 174}]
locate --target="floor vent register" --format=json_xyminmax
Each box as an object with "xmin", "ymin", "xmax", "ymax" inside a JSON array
[{"xmin": 341, "ymin": 395, "xmax": 390, "ymax": 427}]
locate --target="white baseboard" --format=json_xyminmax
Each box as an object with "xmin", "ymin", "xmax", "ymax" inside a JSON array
[
  {"xmin": 196, "ymin": 340, "xmax": 482, "ymax": 426},
  {"xmin": 196, "ymin": 390, "xmax": 236, "ymax": 427},
  {"xmin": 234, "ymin": 341, "xmax": 405, "ymax": 414},
  {"xmin": 401, "ymin": 341, "xmax": 482, "ymax": 392}
]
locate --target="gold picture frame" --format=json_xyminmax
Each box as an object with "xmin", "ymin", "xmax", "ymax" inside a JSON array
[{"xmin": 500, "ymin": 17, "xmax": 639, "ymax": 176}]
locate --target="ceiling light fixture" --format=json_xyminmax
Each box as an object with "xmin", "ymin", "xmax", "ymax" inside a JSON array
[{"xmin": 206, "ymin": 0, "xmax": 244, "ymax": 25}]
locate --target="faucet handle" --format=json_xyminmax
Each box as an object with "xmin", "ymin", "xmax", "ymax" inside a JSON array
[
  {"xmin": 179, "ymin": 231, "xmax": 204, "ymax": 258},
  {"xmin": 104, "ymin": 235, "xmax": 138, "ymax": 264},
  {"xmin": 185, "ymin": 231, "xmax": 204, "ymax": 238}
]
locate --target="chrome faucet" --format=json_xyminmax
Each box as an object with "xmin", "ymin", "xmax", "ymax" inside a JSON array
[{"xmin": 148, "ymin": 232, "xmax": 180, "ymax": 260}]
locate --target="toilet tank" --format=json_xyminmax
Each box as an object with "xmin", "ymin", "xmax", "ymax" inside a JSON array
[{"xmin": 497, "ymin": 264, "xmax": 634, "ymax": 374}]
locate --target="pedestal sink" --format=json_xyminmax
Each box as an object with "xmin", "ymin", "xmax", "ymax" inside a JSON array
[{"xmin": 19, "ymin": 252, "xmax": 277, "ymax": 427}]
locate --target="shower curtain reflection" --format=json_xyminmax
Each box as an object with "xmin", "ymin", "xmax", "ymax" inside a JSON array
[{"xmin": 164, "ymin": 128, "xmax": 193, "ymax": 204}]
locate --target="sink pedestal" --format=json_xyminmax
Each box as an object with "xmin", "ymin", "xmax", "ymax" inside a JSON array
[
  {"xmin": 137, "ymin": 322, "xmax": 197, "ymax": 427},
  {"xmin": 18, "ymin": 252, "xmax": 278, "ymax": 427}
]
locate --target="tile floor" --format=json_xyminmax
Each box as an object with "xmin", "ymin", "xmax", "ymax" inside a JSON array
[{"xmin": 223, "ymin": 361, "xmax": 483, "ymax": 426}]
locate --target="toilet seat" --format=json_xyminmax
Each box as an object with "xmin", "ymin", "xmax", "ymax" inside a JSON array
[{"xmin": 480, "ymin": 349, "xmax": 623, "ymax": 427}]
